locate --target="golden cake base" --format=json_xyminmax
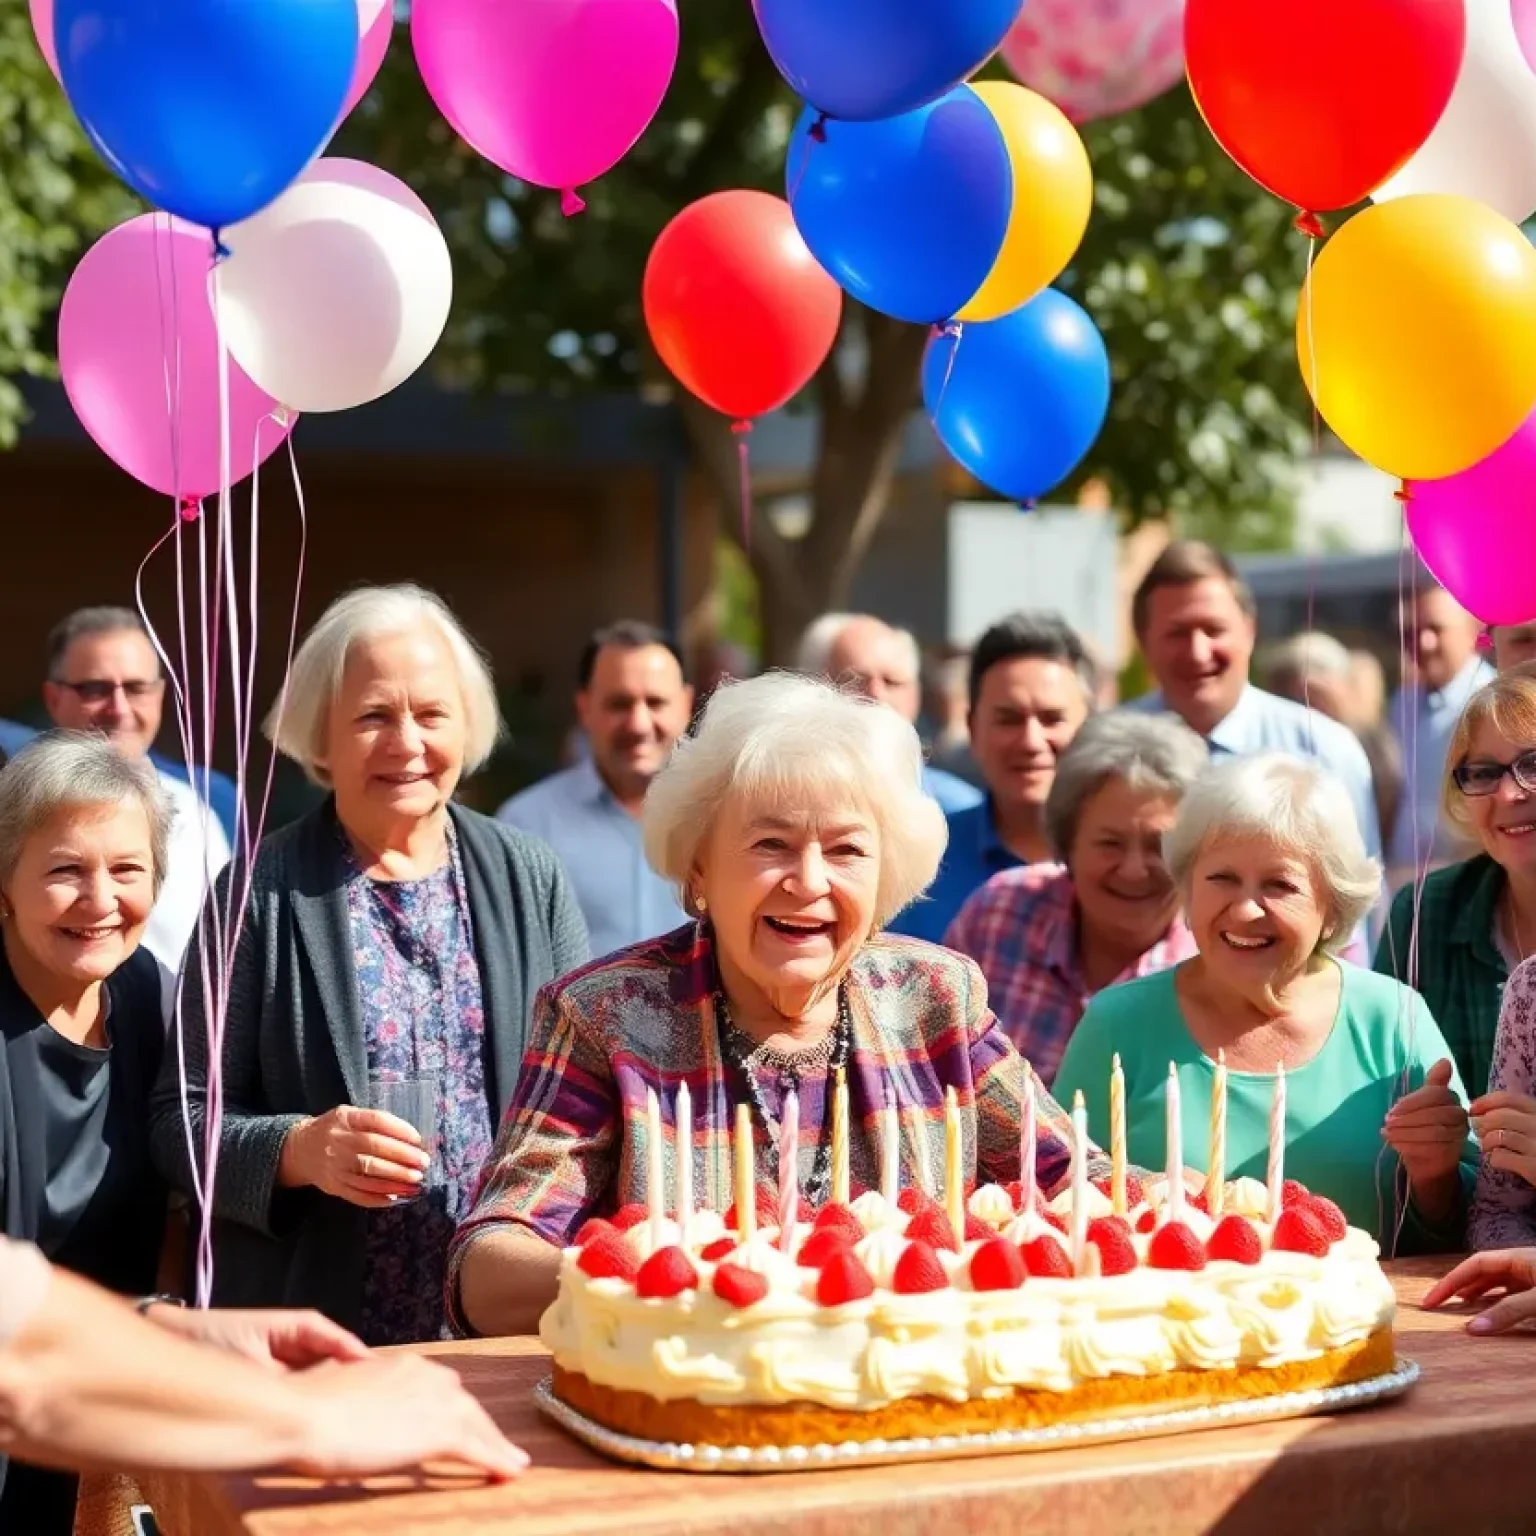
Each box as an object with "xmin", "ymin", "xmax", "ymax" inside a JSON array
[{"xmin": 551, "ymin": 1328, "xmax": 1395, "ymax": 1450}]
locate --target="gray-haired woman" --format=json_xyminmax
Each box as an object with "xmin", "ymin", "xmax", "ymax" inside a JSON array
[
  {"xmin": 944, "ymin": 711, "xmax": 1210, "ymax": 1084},
  {"xmin": 148, "ymin": 585, "xmax": 589, "ymax": 1349},
  {"xmin": 1055, "ymin": 752, "xmax": 1477, "ymax": 1248},
  {"xmin": 0, "ymin": 732, "xmax": 174, "ymax": 1535}
]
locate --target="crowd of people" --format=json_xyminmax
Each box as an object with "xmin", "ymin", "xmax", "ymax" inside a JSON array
[{"xmin": 8, "ymin": 539, "xmax": 1536, "ymax": 1524}]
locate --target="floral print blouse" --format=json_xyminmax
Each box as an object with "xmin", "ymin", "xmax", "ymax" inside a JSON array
[
  {"xmin": 1471, "ymin": 955, "xmax": 1536, "ymax": 1251},
  {"xmin": 347, "ymin": 824, "xmax": 493, "ymax": 1345}
]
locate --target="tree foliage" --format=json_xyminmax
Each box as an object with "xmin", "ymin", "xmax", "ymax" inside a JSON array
[{"xmin": 0, "ymin": 6, "xmax": 137, "ymax": 445}]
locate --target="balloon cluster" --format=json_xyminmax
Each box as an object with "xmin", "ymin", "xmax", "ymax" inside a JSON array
[
  {"xmin": 642, "ymin": 0, "xmax": 1112, "ymax": 506},
  {"xmin": 1187, "ymin": 0, "xmax": 1536, "ymax": 624},
  {"xmin": 40, "ymin": 0, "xmax": 679, "ymax": 501}
]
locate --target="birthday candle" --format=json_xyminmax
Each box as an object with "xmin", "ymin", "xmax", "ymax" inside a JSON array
[
  {"xmin": 1165, "ymin": 1063, "xmax": 1184, "ymax": 1224},
  {"xmin": 1209, "ymin": 1050, "xmax": 1227, "ymax": 1221},
  {"xmin": 645, "ymin": 1087, "xmax": 666, "ymax": 1249},
  {"xmin": 1109, "ymin": 1054, "xmax": 1127, "ymax": 1217},
  {"xmin": 944, "ymin": 1086, "xmax": 964, "ymax": 1241},
  {"xmin": 1070, "ymin": 1092, "xmax": 1089, "ymax": 1276},
  {"xmin": 777, "ymin": 1088, "xmax": 800, "ymax": 1252},
  {"xmin": 734, "ymin": 1102, "xmax": 756, "ymax": 1243},
  {"xmin": 1020, "ymin": 1060, "xmax": 1037, "ymax": 1217},
  {"xmin": 831, "ymin": 1065, "xmax": 850, "ymax": 1206},
  {"xmin": 1267, "ymin": 1063, "xmax": 1286, "ymax": 1225},
  {"xmin": 880, "ymin": 1088, "xmax": 900, "ymax": 1204},
  {"xmin": 675, "ymin": 1082, "xmax": 693, "ymax": 1249}
]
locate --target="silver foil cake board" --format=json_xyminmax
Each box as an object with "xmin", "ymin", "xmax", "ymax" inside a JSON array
[{"xmin": 533, "ymin": 1357, "xmax": 1420, "ymax": 1474}]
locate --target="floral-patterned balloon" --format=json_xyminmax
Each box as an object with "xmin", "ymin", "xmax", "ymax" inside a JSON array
[{"xmin": 999, "ymin": 0, "xmax": 1186, "ymax": 124}]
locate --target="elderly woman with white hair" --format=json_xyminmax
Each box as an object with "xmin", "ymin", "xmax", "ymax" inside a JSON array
[
  {"xmin": 1056, "ymin": 753, "xmax": 1476, "ymax": 1247},
  {"xmin": 149, "ymin": 585, "xmax": 588, "ymax": 1347},
  {"xmin": 448, "ymin": 673, "xmax": 1108, "ymax": 1337},
  {"xmin": 0, "ymin": 732, "xmax": 173, "ymax": 1533},
  {"xmin": 946, "ymin": 711, "xmax": 1208, "ymax": 1085}
]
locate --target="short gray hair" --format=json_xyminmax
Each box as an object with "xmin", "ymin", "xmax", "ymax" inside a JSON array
[
  {"xmin": 265, "ymin": 585, "xmax": 502, "ymax": 787},
  {"xmin": 1045, "ymin": 711, "xmax": 1209, "ymax": 860},
  {"xmin": 643, "ymin": 672, "xmax": 947, "ymax": 928},
  {"xmin": 1260, "ymin": 631, "xmax": 1352, "ymax": 693},
  {"xmin": 0, "ymin": 731, "xmax": 174, "ymax": 893},
  {"xmin": 47, "ymin": 606, "xmax": 157, "ymax": 681},
  {"xmin": 1164, "ymin": 754, "xmax": 1380, "ymax": 951},
  {"xmin": 797, "ymin": 614, "xmax": 921, "ymax": 686}
]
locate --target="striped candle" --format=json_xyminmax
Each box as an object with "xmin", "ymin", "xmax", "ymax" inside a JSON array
[
  {"xmin": 675, "ymin": 1081, "xmax": 692, "ymax": 1249},
  {"xmin": 777, "ymin": 1088, "xmax": 800, "ymax": 1253},
  {"xmin": 1267, "ymin": 1063, "xmax": 1286, "ymax": 1225},
  {"xmin": 944, "ymin": 1085, "xmax": 965, "ymax": 1241},
  {"xmin": 1020, "ymin": 1060, "xmax": 1037, "ymax": 1217},
  {"xmin": 880, "ymin": 1087, "xmax": 900, "ymax": 1205},
  {"xmin": 1070, "ymin": 1091, "xmax": 1089, "ymax": 1276},
  {"xmin": 1164, "ymin": 1063, "xmax": 1184, "ymax": 1223},
  {"xmin": 1209, "ymin": 1050, "xmax": 1227, "ymax": 1221},
  {"xmin": 734, "ymin": 1102, "xmax": 755, "ymax": 1243},
  {"xmin": 831, "ymin": 1065, "xmax": 850, "ymax": 1206},
  {"xmin": 645, "ymin": 1087, "xmax": 665, "ymax": 1249},
  {"xmin": 1109, "ymin": 1054, "xmax": 1127, "ymax": 1217}
]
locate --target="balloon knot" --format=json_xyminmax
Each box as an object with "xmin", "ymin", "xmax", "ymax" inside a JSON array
[
  {"xmin": 1478, "ymin": 630, "xmax": 1496, "ymax": 653},
  {"xmin": 731, "ymin": 419, "xmax": 753, "ymax": 437},
  {"xmin": 809, "ymin": 113, "xmax": 828, "ymax": 143},
  {"xmin": 210, "ymin": 230, "xmax": 231, "ymax": 261},
  {"xmin": 560, "ymin": 188, "xmax": 586, "ymax": 218},
  {"xmin": 1019, "ymin": 498, "xmax": 1038, "ymax": 513},
  {"xmin": 179, "ymin": 497, "xmax": 202, "ymax": 523},
  {"xmin": 1393, "ymin": 483, "xmax": 1413, "ymax": 503},
  {"xmin": 1293, "ymin": 211, "xmax": 1325, "ymax": 241},
  {"xmin": 271, "ymin": 407, "xmax": 293, "ymax": 429}
]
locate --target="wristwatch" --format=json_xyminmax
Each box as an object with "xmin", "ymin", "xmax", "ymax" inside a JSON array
[{"xmin": 135, "ymin": 1294, "xmax": 188, "ymax": 1317}]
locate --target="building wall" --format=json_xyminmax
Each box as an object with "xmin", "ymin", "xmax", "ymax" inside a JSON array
[{"xmin": 0, "ymin": 441, "xmax": 716, "ymax": 812}]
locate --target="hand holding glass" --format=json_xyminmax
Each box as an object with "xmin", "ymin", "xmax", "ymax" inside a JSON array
[{"xmin": 366, "ymin": 1074, "xmax": 440, "ymax": 1202}]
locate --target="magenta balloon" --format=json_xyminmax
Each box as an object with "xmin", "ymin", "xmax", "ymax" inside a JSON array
[
  {"xmin": 1408, "ymin": 408, "xmax": 1536, "ymax": 625},
  {"xmin": 412, "ymin": 0, "xmax": 679, "ymax": 202},
  {"xmin": 1000, "ymin": 0, "xmax": 1185, "ymax": 123},
  {"xmin": 339, "ymin": 0, "xmax": 393, "ymax": 121},
  {"xmin": 1516, "ymin": 0, "xmax": 1536, "ymax": 75},
  {"xmin": 59, "ymin": 215, "xmax": 294, "ymax": 502}
]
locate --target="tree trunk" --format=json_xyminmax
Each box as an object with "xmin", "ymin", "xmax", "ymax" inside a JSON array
[{"xmin": 681, "ymin": 308, "xmax": 930, "ymax": 667}]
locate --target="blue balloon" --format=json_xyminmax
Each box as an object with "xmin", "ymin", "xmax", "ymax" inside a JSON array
[
  {"xmin": 787, "ymin": 92, "xmax": 1011, "ymax": 326},
  {"xmin": 925, "ymin": 291, "xmax": 1111, "ymax": 503},
  {"xmin": 754, "ymin": 0, "xmax": 1025, "ymax": 121},
  {"xmin": 56, "ymin": 0, "xmax": 358, "ymax": 232}
]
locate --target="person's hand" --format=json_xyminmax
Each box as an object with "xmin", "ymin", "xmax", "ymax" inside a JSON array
[
  {"xmin": 1471, "ymin": 1089, "xmax": 1536, "ymax": 1189},
  {"xmin": 1423, "ymin": 1248, "xmax": 1536, "ymax": 1334},
  {"xmin": 288, "ymin": 1355, "xmax": 529, "ymax": 1480},
  {"xmin": 278, "ymin": 1107, "xmax": 429, "ymax": 1207},
  {"xmin": 1382, "ymin": 1059, "xmax": 1468, "ymax": 1185},
  {"xmin": 148, "ymin": 1304, "xmax": 368, "ymax": 1370}
]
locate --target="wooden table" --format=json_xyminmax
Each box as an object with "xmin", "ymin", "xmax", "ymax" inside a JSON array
[{"xmin": 131, "ymin": 1259, "xmax": 1536, "ymax": 1536}]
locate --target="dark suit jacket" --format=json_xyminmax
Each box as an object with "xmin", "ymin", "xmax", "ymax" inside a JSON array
[{"xmin": 147, "ymin": 798, "xmax": 589, "ymax": 1330}]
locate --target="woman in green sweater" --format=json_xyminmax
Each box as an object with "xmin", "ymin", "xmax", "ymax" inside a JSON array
[{"xmin": 1056, "ymin": 753, "xmax": 1476, "ymax": 1250}]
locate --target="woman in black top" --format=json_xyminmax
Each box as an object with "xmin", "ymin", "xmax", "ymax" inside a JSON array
[{"xmin": 0, "ymin": 731, "xmax": 173, "ymax": 1535}]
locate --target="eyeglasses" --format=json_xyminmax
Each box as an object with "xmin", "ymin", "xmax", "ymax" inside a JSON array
[
  {"xmin": 1452, "ymin": 750, "xmax": 1536, "ymax": 797},
  {"xmin": 54, "ymin": 679, "xmax": 162, "ymax": 704}
]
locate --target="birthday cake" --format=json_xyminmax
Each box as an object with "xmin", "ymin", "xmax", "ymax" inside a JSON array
[{"xmin": 540, "ymin": 1082, "xmax": 1397, "ymax": 1449}]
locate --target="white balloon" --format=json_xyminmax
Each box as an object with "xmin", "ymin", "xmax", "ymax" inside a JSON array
[
  {"xmin": 1375, "ymin": 0, "xmax": 1536, "ymax": 222},
  {"xmin": 217, "ymin": 159, "xmax": 452, "ymax": 414}
]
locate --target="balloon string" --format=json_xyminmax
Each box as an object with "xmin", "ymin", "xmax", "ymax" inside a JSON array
[
  {"xmin": 732, "ymin": 420, "xmax": 753, "ymax": 552},
  {"xmin": 929, "ymin": 321, "xmax": 964, "ymax": 419},
  {"xmin": 787, "ymin": 119, "xmax": 826, "ymax": 204}
]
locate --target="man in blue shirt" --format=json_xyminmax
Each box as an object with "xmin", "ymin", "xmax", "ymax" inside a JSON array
[
  {"xmin": 795, "ymin": 613, "xmax": 982, "ymax": 815},
  {"xmin": 497, "ymin": 620, "xmax": 693, "ymax": 958},
  {"xmin": 887, "ymin": 612, "xmax": 1095, "ymax": 942},
  {"xmin": 1126, "ymin": 542, "xmax": 1382, "ymax": 944}
]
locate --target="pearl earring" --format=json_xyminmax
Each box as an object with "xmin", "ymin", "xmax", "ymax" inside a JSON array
[{"xmin": 695, "ymin": 895, "xmax": 707, "ymax": 914}]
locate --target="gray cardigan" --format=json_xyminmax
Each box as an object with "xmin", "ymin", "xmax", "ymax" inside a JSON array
[{"xmin": 147, "ymin": 799, "xmax": 589, "ymax": 1329}]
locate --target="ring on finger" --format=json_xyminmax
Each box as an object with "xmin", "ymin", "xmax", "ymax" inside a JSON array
[{"xmin": 359, "ymin": 1153, "xmax": 373, "ymax": 1179}]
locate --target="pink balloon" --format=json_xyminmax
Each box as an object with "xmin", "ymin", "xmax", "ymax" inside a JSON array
[
  {"xmin": 1407, "ymin": 408, "xmax": 1536, "ymax": 625},
  {"xmin": 30, "ymin": 0, "xmax": 57, "ymax": 78},
  {"xmin": 412, "ymin": 0, "xmax": 679, "ymax": 211},
  {"xmin": 59, "ymin": 215, "xmax": 294, "ymax": 502},
  {"xmin": 339, "ymin": 0, "xmax": 393, "ymax": 121},
  {"xmin": 1001, "ymin": 0, "xmax": 1186, "ymax": 124},
  {"xmin": 1516, "ymin": 0, "xmax": 1536, "ymax": 75}
]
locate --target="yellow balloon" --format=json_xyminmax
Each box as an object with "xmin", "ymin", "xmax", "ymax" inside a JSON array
[
  {"xmin": 1297, "ymin": 195, "xmax": 1536, "ymax": 482},
  {"xmin": 955, "ymin": 82, "xmax": 1093, "ymax": 324}
]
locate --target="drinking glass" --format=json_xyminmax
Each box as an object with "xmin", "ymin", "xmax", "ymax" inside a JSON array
[{"xmin": 366, "ymin": 1071, "xmax": 440, "ymax": 1198}]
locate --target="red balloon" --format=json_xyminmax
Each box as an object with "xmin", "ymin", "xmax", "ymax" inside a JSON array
[
  {"xmin": 1185, "ymin": 0, "xmax": 1464, "ymax": 213},
  {"xmin": 643, "ymin": 190, "xmax": 843, "ymax": 420}
]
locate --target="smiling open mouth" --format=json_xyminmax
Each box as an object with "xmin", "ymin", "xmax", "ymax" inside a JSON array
[
  {"xmin": 764, "ymin": 917, "xmax": 833, "ymax": 938},
  {"xmin": 1220, "ymin": 932, "xmax": 1274, "ymax": 951},
  {"xmin": 60, "ymin": 925, "xmax": 121, "ymax": 941}
]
